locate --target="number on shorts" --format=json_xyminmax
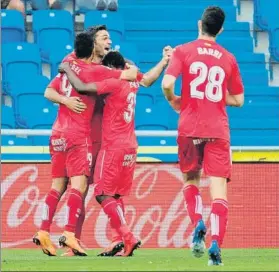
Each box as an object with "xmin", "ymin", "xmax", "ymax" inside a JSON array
[
  {"xmin": 61, "ymin": 74, "xmax": 73, "ymax": 97},
  {"xmin": 87, "ymin": 153, "xmax": 92, "ymax": 167},
  {"xmin": 124, "ymin": 92, "xmax": 136, "ymax": 123},
  {"xmin": 190, "ymin": 61, "xmax": 225, "ymax": 102}
]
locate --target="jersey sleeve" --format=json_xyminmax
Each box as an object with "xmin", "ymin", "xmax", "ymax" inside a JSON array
[
  {"xmin": 165, "ymin": 45, "xmax": 184, "ymax": 78},
  {"xmin": 48, "ymin": 74, "xmax": 62, "ymax": 92},
  {"xmin": 137, "ymin": 72, "xmax": 144, "ymax": 82},
  {"xmin": 228, "ymin": 57, "xmax": 244, "ymax": 95},
  {"xmin": 94, "ymin": 66, "xmax": 122, "ymax": 81},
  {"xmin": 96, "ymin": 78, "xmax": 122, "ymax": 95}
]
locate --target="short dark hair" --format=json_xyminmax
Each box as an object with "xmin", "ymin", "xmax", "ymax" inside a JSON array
[
  {"xmin": 201, "ymin": 6, "xmax": 225, "ymax": 37},
  {"xmin": 102, "ymin": 51, "xmax": 126, "ymax": 69},
  {"xmin": 74, "ymin": 32, "xmax": 93, "ymax": 59},
  {"xmin": 86, "ymin": 25, "xmax": 107, "ymax": 41}
]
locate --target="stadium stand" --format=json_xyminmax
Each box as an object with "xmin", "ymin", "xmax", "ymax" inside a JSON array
[
  {"xmin": 2, "ymin": 42, "xmax": 42, "ymax": 83},
  {"xmin": 1, "ymin": 0, "xmax": 279, "ymax": 147},
  {"xmin": 84, "ymin": 10, "xmax": 124, "ymax": 44},
  {"xmin": 1, "ymin": 10, "xmax": 25, "ymax": 43}
]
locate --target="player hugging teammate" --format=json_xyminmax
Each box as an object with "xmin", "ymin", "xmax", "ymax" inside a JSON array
[{"xmin": 33, "ymin": 25, "xmax": 172, "ymax": 257}]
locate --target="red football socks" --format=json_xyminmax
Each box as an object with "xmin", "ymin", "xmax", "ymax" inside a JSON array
[
  {"xmin": 110, "ymin": 198, "xmax": 125, "ymax": 241},
  {"xmin": 183, "ymin": 185, "xmax": 203, "ymax": 225},
  {"xmin": 40, "ymin": 189, "xmax": 61, "ymax": 232},
  {"xmin": 65, "ymin": 188, "xmax": 83, "ymax": 233},
  {"xmin": 116, "ymin": 198, "xmax": 125, "ymax": 214},
  {"xmin": 102, "ymin": 198, "xmax": 131, "ymax": 238},
  {"xmin": 210, "ymin": 198, "xmax": 228, "ymax": 246},
  {"xmin": 75, "ymin": 203, "xmax": 85, "ymax": 240}
]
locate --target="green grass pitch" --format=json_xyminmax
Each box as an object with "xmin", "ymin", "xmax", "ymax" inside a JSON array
[{"xmin": 1, "ymin": 249, "xmax": 278, "ymax": 271}]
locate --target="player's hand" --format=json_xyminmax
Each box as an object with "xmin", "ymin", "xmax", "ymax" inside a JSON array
[
  {"xmin": 169, "ymin": 95, "xmax": 181, "ymax": 113},
  {"xmin": 62, "ymin": 96, "xmax": 86, "ymax": 113},
  {"xmin": 162, "ymin": 46, "xmax": 173, "ymax": 66},
  {"xmin": 58, "ymin": 62, "xmax": 70, "ymax": 74},
  {"xmin": 124, "ymin": 64, "xmax": 139, "ymax": 81}
]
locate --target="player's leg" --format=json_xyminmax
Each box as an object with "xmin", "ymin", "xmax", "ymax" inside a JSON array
[
  {"xmin": 177, "ymin": 136, "xmax": 207, "ymax": 257},
  {"xmin": 97, "ymin": 194, "xmax": 124, "ymax": 257},
  {"xmin": 33, "ymin": 178, "xmax": 68, "ymax": 256},
  {"xmin": 61, "ymin": 185, "xmax": 89, "ymax": 257},
  {"xmin": 73, "ymin": 142, "xmax": 100, "ymax": 246},
  {"xmin": 204, "ymin": 139, "xmax": 231, "ymax": 266},
  {"xmin": 95, "ymin": 149, "xmax": 139, "ymax": 257},
  {"xmin": 59, "ymin": 175, "xmax": 88, "ymax": 256},
  {"xmin": 112, "ymin": 150, "xmax": 140, "ymax": 257},
  {"xmin": 33, "ymin": 135, "xmax": 68, "ymax": 256},
  {"xmin": 59, "ymin": 137, "xmax": 92, "ymax": 256}
]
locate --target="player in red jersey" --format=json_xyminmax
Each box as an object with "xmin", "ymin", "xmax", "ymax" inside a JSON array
[
  {"xmin": 59, "ymin": 49, "xmax": 172, "ymax": 257},
  {"xmin": 44, "ymin": 24, "xmax": 172, "ymax": 257},
  {"xmin": 62, "ymin": 25, "xmax": 173, "ymax": 257},
  {"xmin": 33, "ymin": 32, "xmax": 138, "ymax": 257},
  {"xmin": 162, "ymin": 6, "xmax": 244, "ymax": 266}
]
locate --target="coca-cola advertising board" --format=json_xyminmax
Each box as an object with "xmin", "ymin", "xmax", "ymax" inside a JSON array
[{"xmin": 2, "ymin": 163, "xmax": 279, "ymax": 249}]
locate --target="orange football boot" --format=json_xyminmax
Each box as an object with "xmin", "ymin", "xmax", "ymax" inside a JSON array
[{"xmin": 33, "ymin": 230, "xmax": 56, "ymax": 256}]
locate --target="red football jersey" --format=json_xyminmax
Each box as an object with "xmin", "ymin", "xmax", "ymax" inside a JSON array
[
  {"xmin": 95, "ymin": 74, "xmax": 143, "ymax": 150},
  {"xmin": 49, "ymin": 59, "xmax": 97, "ymax": 136},
  {"xmin": 62, "ymin": 52, "xmax": 121, "ymax": 143},
  {"xmin": 49, "ymin": 59, "xmax": 122, "ymax": 137},
  {"xmin": 165, "ymin": 39, "xmax": 244, "ymax": 141}
]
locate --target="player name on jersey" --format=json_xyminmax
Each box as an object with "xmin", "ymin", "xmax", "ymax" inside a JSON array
[{"xmin": 197, "ymin": 47, "xmax": 223, "ymax": 59}]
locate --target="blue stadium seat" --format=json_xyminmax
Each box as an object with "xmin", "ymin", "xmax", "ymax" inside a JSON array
[
  {"xmin": 1, "ymin": 10, "xmax": 25, "ymax": 43},
  {"xmin": 138, "ymin": 136, "xmax": 177, "ymax": 146},
  {"xmin": 125, "ymin": 22, "xmax": 250, "ymax": 40},
  {"xmin": 44, "ymin": 47, "xmax": 73, "ymax": 78},
  {"xmin": 2, "ymin": 105, "xmax": 16, "ymax": 128},
  {"xmin": 253, "ymin": 0, "xmax": 279, "ymax": 46},
  {"xmin": 242, "ymin": 71, "xmax": 268, "ymax": 87},
  {"xmin": 231, "ymin": 129, "xmax": 279, "ymax": 146},
  {"xmin": 115, "ymin": 42, "xmax": 139, "ymax": 65},
  {"xmin": 131, "ymin": 38, "xmax": 254, "ymax": 54},
  {"xmin": 135, "ymin": 97, "xmax": 169, "ymax": 130},
  {"xmin": 32, "ymin": 10, "xmax": 74, "ymax": 61},
  {"xmin": 235, "ymin": 53, "xmax": 266, "ymax": 72},
  {"xmin": 2, "ymin": 135, "xmax": 33, "ymax": 146},
  {"xmin": 9, "ymin": 76, "xmax": 50, "ymax": 114},
  {"xmin": 9, "ymin": 76, "xmax": 50, "ymax": 96},
  {"xmin": 120, "ymin": 6, "xmax": 236, "ymax": 22},
  {"xmin": 17, "ymin": 93, "xmax": 58, "ymax": 129},
  {"xmin": 84, "ymin": 11, "xmax": 124, "ymax": 45},
  {"xmin": 245, "ymin": 87, "xmax": 279, "ymax": 96},
  {"xmin": 2, "ymin": 43, "xmax": 42, "ymax": 84},
  {"xmin": 270, "ymin": 28, "xmax": 279, "ymax": 62},
  {"xmin": 228, "ymin": 97, "xmax": 279, "ymax": 129},
  {"xmin": 154, "ymin": 99, "xmax": 179, "ymax": 129},
  {"xmin": 121, "ymin": 0, "xmax": 234, "ymax": 6}
]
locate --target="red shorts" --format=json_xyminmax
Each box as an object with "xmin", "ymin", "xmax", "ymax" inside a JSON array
[
  {"xmin": 87, "ymin": 141, "xmax": 102, "ymax": 184},
  {"xmin": 177, "ymin": 136, "xmax": 232, "ymax": 179},
  {"xmin": 94, "ymin": 148, "xmax": 137, "ymax": 196},
  {"xmin": 49, "ymin": 132, "xmax": 93, "ymax": 180}
]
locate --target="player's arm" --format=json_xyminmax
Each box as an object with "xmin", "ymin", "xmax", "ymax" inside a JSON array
[
  {"xmin": 140, "ymin": 46, "xmax": 173, "ymax": 87},
  {"xmin": 44, "ymin": 74, "xmax": 86, "ymax": 113},
  {"xmin": 162, "ymin": 46, "xmax": 184, "ymax": 112},
  {"xmin": 60, "ymin": 63, "xmax": 122, "ymax": 94},
  {"xmin": 90, "ymin": 63, "xmax": 138, "ymax": 81},
  {"xmin": 227, "ymin": 57, "xmax": 244, "ymax": 107},
  {"xmin": 61, "ymin": 64, "xmax": 98, "ymax": 93}
]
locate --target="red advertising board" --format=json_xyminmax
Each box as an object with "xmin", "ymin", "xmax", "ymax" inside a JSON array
[{"xmin": 1, "ymin": 163, "xmax": 278, "ymax": 249}]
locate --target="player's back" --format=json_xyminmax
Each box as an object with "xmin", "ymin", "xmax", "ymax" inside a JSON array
[
  {"xmin": 101, "ymin": 80, "xmax": 139, "ymax": 150},
  {"xmin": 176, "ymin": 39, "xmax": 241, "ymax": 141},
  {"xmin": 52, "ymin": 60, "xmax": 97, "ymax": 136}
]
